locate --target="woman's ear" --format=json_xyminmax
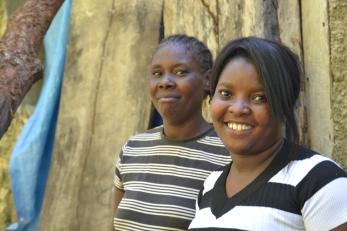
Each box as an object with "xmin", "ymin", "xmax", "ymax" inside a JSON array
[{"xmin": 203, "ymin": 69, "xmax": 212, "ymax": 97}]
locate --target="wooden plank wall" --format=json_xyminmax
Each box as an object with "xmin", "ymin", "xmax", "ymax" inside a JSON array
[
  {"xmin": 39, "ymin": 0, "xmax": 163, "ymax": 230},
  {"xmin": 164, "ymin": 0, "xmax": 306, "ymax": 142},
  {"xmin": 302, "ymin": 0, "xmax": 333, "ymax": 156},
  {"xmin": 39, "ymin": 0, "xmax": 347, "ymax": 230},
  {"xmin": 328, "ymin": 0, "xmax": 347, "ymax": 169}
]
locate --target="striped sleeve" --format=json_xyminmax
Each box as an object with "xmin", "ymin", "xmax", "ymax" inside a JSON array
[
  {"xmin": 298, "ymin": 161, "xmax": 347, "ymax": 230},
  {"xmin": 302, "ymin": 177, "xmax": 347, "ymax": 230},
  {"xmin": 269, "ymin": 154, "xmax": 347, "ymax": 230},
  {"xmin": 114, "ymin": 149, "xmax": 125, "ymax": 191}
]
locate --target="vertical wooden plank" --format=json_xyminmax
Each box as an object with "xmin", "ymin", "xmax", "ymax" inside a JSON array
[
  {"xmin": 218, "ymin": 0, "xmax": 280, "ymax": 48},
  {"xmin": 329, "ymin": 0, "xmax": 347, "ymax": 170},
  {"xmin": 301, "ymin": 0, "xmax": 334, "ymax": 156},
  {"xmin": 39, "ymin": 0, "xmax": 163, "ymax": 230},
  {"xmin": 277, "ymin": 1, "xmax": 302, "ymax": 56},
  {"xmin": 163, "ymin": 0, "xmax": 219, "ymax": 121},
  {"xmin": 277, "ymin": 0, "xmax": 308, "ymax": 146},
  {"xmin": 0, "ymin": 1, "xmax": 6, "ymax": 36},
  {"xmin": 164, "ymin": 0, "xmax": 219, "ymax": 58},
  {"xmin": 218, "ymin": 0, "xmax": 245, "ymax": 47},
  {"xmin": 40, "ymin": 2, "xmax": 112, "ymax": 230}
]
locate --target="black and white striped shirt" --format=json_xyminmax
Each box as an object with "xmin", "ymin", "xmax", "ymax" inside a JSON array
[
  {"xmin": 188, "ymin": 140, "xmax": 347, "ymax": 231},
  {"xmin": 114, "ymin": 126, "xmax": 231, "ymax": 231}
]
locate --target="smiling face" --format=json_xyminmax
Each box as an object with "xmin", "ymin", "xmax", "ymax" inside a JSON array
[
  {"xmin": 148, "ymin": 44, "xmax": 207, "ymax": 126},
  {"xmin": 211, "ymin": 56, "xmax": 283, "ymax": 156}
]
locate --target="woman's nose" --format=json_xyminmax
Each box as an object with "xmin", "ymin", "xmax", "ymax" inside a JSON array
[
  {"xmin": 227, "ymin": 99, "xmax": 251, "ymax": 115},
  {"xmin": 159, "ymin": 74, "xmax": 176, "ymax": 89}
]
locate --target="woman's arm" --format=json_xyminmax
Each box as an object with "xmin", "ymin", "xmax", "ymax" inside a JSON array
[
  {"xmin": 112, "ymin": 188, "xmax": 124, "ymax": 230},
  {"xmin": 331, "ymin": 222, "xmax": 347, "ymax": 231}
]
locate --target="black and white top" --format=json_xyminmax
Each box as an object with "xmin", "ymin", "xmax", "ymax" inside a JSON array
[
  {"xmin": 189, "ymin": 140, "xmax": 347, "ymax": 231},
  {"xmin": 114, "ymin": 126, "xmax": 231, "ymax": 231}
]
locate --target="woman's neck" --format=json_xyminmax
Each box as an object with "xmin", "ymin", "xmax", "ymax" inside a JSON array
[
  {"xmin": 162, "ymin": 116, "xmax": 211, "ymax": 140},
  {"xmin": 231, "ymin": 138, "xmax": 284, "ymax": 173},
  {"xmin": 225, "ymin": 138, "xmax": 284, "ymax": 198}
]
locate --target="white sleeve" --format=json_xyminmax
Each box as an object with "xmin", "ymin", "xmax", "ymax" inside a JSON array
[{"xmin": 302, "ymin": 177, "xmax": 347, "ymax": 231}]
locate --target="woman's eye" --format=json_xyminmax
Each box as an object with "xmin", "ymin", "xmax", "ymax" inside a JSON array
[
  {"xmin": 252, "ymin": 94, "xmax": 267, "ymax": 103},
  {"xmin": 175, "ymin": 70, "xmax": 187, "ymax": 77},
  {"xmin": 152, "ymin": 71, "xmax": 162, "ymax": 78},
  {"xmin": 219, "ymin": 90, "xmax": 231, "ymax": 98}
]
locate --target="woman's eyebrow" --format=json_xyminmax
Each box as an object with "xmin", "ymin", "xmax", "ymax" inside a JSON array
[{"xmin": 150, "ymin": 64, "xmax": 162, "ymax": 69}]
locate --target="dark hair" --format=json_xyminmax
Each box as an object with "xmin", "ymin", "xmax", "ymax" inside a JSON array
[
  {"xmin": 211, "ymin": 37, "xmax": 301, "ymax": 144},
  {"xmin": 153, "ymin": 34, "xmax": 213, "ymax": 73}
]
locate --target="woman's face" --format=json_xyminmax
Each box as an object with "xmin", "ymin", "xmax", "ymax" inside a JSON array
[
  {"xmin": 211, "ymin": 57, "xmax": 282, "ymax": 156},
  {"xmin": 148, "ymin": 44, "xmax": 207, "ymax": 125}
]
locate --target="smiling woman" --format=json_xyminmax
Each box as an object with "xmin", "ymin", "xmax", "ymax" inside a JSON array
[
  {"xmin": 148, "ymin": 42, "xmax": 207, "ymax": 133},
  {"xmin": 112, "ymin": 34, "xmax": 231, "ymax": 231},
  {"xmin": 211, "ymin": 56, "xmax": 283, "ymax": 157},
  {"xmin": 188, "ymin": 37, "xmax": 347, "ymax": 231}
]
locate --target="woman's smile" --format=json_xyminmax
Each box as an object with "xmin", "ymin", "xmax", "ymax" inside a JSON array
[
  {"xmin": 225, "ymin": 121, "xmax": 253, "ymax": 132},
  {"xmin": 157, "ymin": 94, "xmax": 181, "ymax": 103}
]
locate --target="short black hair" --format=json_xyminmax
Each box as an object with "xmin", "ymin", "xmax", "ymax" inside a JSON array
[
  {"xmin": 154, "ymin": 34, "xmax": 213, "ymax": 73},
  {"xmin": 211, "ymin": 37, "xmax": 301, "ymax": 143}
]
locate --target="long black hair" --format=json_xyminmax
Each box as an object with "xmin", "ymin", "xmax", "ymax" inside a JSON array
[{"xmin": 211, "ymin": 37, "xmax": 302, "ymax": 144}]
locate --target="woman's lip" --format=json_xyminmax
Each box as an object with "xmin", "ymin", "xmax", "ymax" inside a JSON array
[
  {"xmin": 224, "ymin": 120, "xmax": 254, "ymax": 126},
  {"xmin": 220, "ymin": 123, "xmax": 254, "ymax": 138},
  {"xmin": 222, "ymin": 120, "xmax": 255, "ymax": 132},
  {"xmin": 226, "ymin": 122, "xmax": 253, "ymax": 131},
  {"xmin": 158, "ymin": 97, "xmax": 180, "ymax": 103}
]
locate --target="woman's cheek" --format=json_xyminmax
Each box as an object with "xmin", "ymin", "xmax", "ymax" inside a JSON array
[{"xmin": 210, "ymin": 98, "xmax": 227, "ymax": 122}]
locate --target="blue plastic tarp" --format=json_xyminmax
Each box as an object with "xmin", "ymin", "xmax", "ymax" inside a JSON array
[{"xmin": 8, "ymin": 1, "xmax": 71, "ymax": 230}]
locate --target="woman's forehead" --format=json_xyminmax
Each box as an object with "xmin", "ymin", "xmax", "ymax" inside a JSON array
[
  {"xmin": 154, "ymin": 43, "xmax": 191, "ymax": 57},
  {"xmin": 151, "ymin": 44, "xmax": 196, "ymax": 66}
]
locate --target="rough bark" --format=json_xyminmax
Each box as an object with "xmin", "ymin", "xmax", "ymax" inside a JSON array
[{"xmin": 0, "ymin": 0, "xmax": 64, "ymax": 139}]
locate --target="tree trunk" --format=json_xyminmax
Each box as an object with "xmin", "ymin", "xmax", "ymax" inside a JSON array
[{"xmin": 0, "ymin": 0, "xmax": 64, "ymax": 139}]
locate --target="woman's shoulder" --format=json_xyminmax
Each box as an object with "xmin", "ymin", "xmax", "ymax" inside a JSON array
[
  {"xmin": 127, "ymin": 126, "xmax": 163, "ymax": 141},
  {"xmin": 197, "ymin": 127, "xmax": 225, "ymax": 147},
  {"xmin": 276, "ymin": 144, "xmax": 347, "ymax": 193},
  {"xmin": 294, "ymin": 144, "xmax": 345, "ymax": 173},
  {"xmin": 271, "ymin": 143, "xmax": 347, "ymax": 192},
  {"xmin": 291, "ymin": 146, "xmax": 347, "ymax": 231}
]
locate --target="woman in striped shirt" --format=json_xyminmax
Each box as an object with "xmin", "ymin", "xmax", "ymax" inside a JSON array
[{"xmin": 113, "ymin": 34, "xmax": 231, "ymax": 231}]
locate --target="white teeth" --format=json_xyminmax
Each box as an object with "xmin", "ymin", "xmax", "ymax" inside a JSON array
[{"xmin": 227, "ymin": 122, "xmax": 252, "ymax": 131}]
